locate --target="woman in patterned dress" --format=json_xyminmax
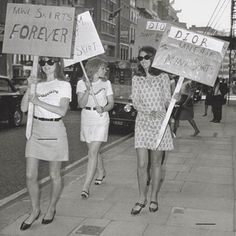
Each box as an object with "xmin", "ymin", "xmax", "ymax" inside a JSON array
[{"xmin": 131, "ymin": 46, "xmax": 174, "ymax": 215}]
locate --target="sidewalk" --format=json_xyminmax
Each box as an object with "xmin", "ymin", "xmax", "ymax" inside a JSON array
[{"xmin": 0, "ymin": 101, "xmax": 236, "ymax": 236}]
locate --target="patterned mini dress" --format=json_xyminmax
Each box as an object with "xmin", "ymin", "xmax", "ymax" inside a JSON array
[{"xmin": 132, "ymin": 73, "xmax": 174, "ymax": 151}]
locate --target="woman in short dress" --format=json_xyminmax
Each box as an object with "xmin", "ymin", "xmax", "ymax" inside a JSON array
[
  {"xmin": 76, "ymin": 57, "xmax": 114, "ymax": 199},
  {"xmin": 131, "ymin": 46, "xmax": 174, "ymax": 215},
  {"xmin": 20, "ymin": 57, "xmax": 71, "ymax": 230},
  {"xmin": 173, "ymin": 79, "xmax": 200, "ymax": 136}
]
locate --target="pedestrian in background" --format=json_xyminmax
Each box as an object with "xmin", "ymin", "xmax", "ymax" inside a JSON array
[
  {"xmin": 131, "ymin": 46, "xmax": 174, "ymax": 215},
  {"xmin": 173, "ymin": 79, "xmax": 200, "ymax": 137},
  {"xmin": 202, "ymin": 85, "xmax": 213, "ymax": 117},
  {"xmin": 210, "ymin": 77, "xmax": 229, "ymax": 123},
  {"xmin": 20, "ymin": 57, "xmax": 71, "ymax": 230},
  {"xmin": 77, "ymin": 57, "xmax": 114, "ymax": 199}
]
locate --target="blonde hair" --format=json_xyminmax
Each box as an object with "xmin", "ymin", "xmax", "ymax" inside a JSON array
[{"xmin": 84, "ymin": 57, "xmax": 108, "ymax": 82}]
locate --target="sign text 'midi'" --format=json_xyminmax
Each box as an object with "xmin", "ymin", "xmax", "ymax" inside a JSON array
[{"xmin": 9, "ymin": 24, "xmax": 68, "ymax": 43}]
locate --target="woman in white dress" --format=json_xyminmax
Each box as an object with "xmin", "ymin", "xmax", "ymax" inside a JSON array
[
  {"xmin": 76, "ymin": 57, "xmax": 114, "ymax": 199},
  {"xmin": 20, "ymin": 57, "xmax": 71, "ymax": 230}
]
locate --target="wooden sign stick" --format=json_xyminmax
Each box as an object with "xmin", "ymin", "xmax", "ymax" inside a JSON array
[
  {"xmin": 25, "ymin": 56, "xmax": 38, "ymax": 139},
  {"xmin": 80, "ymin": 61, "xmax": 102, "ymax": 116},
  {"xmin": 155, "ymin": 76, "xmax": 184, "ymax": 149}
]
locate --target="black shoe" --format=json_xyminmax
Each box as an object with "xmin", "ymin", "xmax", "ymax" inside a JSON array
[
  {"xmin": 149, "ymin": 201, "xmax": 158, "ymax": 213},
  {"xmin": 42, "ymin": 210, "xmax": 56, "ymax": 225},
  {"xmin": 20, "ymin": 210, "xmax": 41, "ymax": 231},
  {"xmin": 213, "ymin": 120, "xmax": 220, "ymax": 123},
  {"xmin": 210, "ymin": 119, "xmax": 216, "ymax": 122},
  {"xmin": 131, "ymin": 201, "xmax": 147, "ymax": 215}
]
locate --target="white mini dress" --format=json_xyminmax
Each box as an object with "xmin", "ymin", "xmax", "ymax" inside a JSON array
[{"xmin": 76, "ymin": 79, "xmax": 113, "ymax": 143}]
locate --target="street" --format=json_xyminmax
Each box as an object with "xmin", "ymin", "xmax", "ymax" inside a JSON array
[{"xmin": 0, "ymin": 109, "xmax": 132, "ymax": 201}]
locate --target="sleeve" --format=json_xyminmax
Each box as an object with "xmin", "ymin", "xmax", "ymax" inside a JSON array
[
  {"xmin": 161, "ymin": 73, "xmax": 172, "ymax": 105},
  {"xmin": 131, "ymin": 76, "xmax": 150, "ymax": 114},
  {"xmin": 60, "ymin": 81, "xmax": 72, "ymax": 102},
  {"xmin": 106, "ymin": 80, "xmax": 113, "ymax": 96},
  {"xmin": 76, "ymin": 79, "xmax": 86, "ymax": 94}
]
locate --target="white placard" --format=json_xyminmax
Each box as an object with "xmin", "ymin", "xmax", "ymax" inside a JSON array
[{"xmin": 64, "ymin": 11, "xmax": 104, "ymax": 67}]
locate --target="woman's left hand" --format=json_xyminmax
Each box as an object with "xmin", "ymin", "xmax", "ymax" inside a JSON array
[
  {"xmin": 150, "ymin": 110, "xmax": 165, "ymax": 120},
  {"xmin": 96, "ymin": 106, "xmax": 104, "ymax": 114},
  {"xmin": 173, "ymin": 92, "xmax": 180, "ymax": 101}
]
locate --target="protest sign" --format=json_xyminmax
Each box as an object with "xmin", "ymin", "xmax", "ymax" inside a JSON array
[
  {"xmin": 3, "ymin": 3, "xmax": 75, "ymax": 58},
  {"xmin": 133, "ymin": 18, "xmax": 167, "ymax": 58},
  {"xmin": 152, "ymin": 25, "xmax": 229, "ymax": 87},
  {"xmin": 64, "ymin": 11, "xmax": 105, "ymax": 67}
]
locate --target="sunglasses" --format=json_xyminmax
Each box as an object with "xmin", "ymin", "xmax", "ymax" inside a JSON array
[
  {"xmin": 137, "ymin": 55, "xmax": 151, "ymax": 61},
  {"xmin": 39, "ymin": 59, "xmax": 55, "ymax": 66}
]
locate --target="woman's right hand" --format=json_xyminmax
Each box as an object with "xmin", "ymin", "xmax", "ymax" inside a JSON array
[
  {"xmin": 84, "ymin": 80, "xmax": 91, "ymax": 91},
  {"xmin": 27, "ymin": 76, "xmax": 38, "ymax": 88}
]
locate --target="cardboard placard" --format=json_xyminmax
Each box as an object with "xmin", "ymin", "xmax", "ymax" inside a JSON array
[
  {"xmin": 3, "ymin": 3, "xmax": 75, "ymax": 58},
  {"xmin": 152, "ymin": 26, "xmax": 229, "ymax": 87},
  {"xmin": 64, "ymin": 11, "xmax": 104, "ymax": 67},
  {"xmin": 133, "ymin": 18, "xmax": 167, "ymax": 58}
]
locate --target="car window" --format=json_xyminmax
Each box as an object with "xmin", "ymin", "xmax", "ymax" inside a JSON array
[{"xmin": 0, "ymin": 79, "xmax": 13, "ymax": 93}]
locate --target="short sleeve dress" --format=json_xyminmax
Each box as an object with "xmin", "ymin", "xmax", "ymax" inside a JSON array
[
  {"xmin": 25, "ymin": 79, "xmax": 72, "ymax": 161},
  {"xmin": 132, "ymin": 73, "xmax": 174, "ymax": 150},
  {"xmin": 76, "ymin": 79, "xmax": 113, "ymax": 143}
]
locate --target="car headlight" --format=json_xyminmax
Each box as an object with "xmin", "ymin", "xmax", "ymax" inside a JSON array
[{"xmin": 124, "ymin": 103, "xmax": 132, "ymax": 112}]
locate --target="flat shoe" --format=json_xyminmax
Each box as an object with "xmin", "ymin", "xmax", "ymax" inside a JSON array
[
  {"xmin": 149, "ymin": 201, "xmax": 158, "ymax": 212},
  {"xmin": 81, "ymin": 190, "xmax": 89, "ymax": 199},
  {"xmin": 20, "ymin": 210, "xmax": 41, "ymax": 231},
  {"xmin": 94, "ymin": 175, "xmax": 106, "ymax": 185},
  {"xmin": 42, "ymin": 210, "xmax": 56, "ymax": 225},
  {"xmin": 131, "ymin": 201, "xmax": 147, "ymax": 215}
]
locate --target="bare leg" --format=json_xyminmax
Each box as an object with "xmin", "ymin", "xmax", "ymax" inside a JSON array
[
  {"xmin": 173, "ymin": 119, "xmax": 179, "ymax": 135},
  {"xmin": 44, "ymin": 161, "xmax": 62, "ymax": 219},
  {"xmin": 83, "ymin": 141, "xmax": 102, "ymax": 192},
  {"xmin": 188, "ymin": 119, "xmax": 200, "ymax": 136},
  {"xmin": 24, "ymin": 157, "xmax": 40, "ymax": 224},
  {"xmin": 150, "ymin": 150, "xmax": 163, "ymax": 205},
  {"xmin": 132, "ymin": 148, "xmax": 148, "ymax": 211},
  {"xmin": 96, "ymin": 153, "xmax": 106, "ymax": 179}
]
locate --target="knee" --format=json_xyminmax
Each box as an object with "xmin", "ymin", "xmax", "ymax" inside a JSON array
[
  {"xmin": 50, "ymin": 172, "xmax": 62, "ymax": 183},
  {"xmin": 26, "ymin": 172, "xmax": 37, "ymax": 182},
  {"xmin": 137, "ymin": 160, "xmax": 147, "ymax": 170}
]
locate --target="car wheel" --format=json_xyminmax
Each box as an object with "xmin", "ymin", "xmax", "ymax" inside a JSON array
[{"xmin": 9, "ymin": 108, "xmax": 23, "ymax": 127}]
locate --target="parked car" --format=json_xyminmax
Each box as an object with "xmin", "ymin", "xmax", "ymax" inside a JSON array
[
  {"xmin": 11, "ymin": 76, "xmax": 28, "ymax": 94},
  {"xmin": 109, "ymin": 98, "xmax": 137, "ymax": 130},
  {"xmin": 0, "ymin": 76, "xmax": 23, "ymax": 127}
]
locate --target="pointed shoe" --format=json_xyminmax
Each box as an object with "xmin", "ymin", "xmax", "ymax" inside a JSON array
[
  {"xmin": 42, "ymin": 210, "xmax": 56, "ymax": 225},
  {"xmin": 20, "ymin": 210, "xmax": 41, "ymax": 231}
]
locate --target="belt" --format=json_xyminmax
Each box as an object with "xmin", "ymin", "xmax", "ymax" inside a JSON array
[
  {"xmin": 85, "ymin": 107, "xmax": 96, "ymax": 111},
  {"xmin": 33, "ymin": 116, "xmax": 61, "ymax": 122}
]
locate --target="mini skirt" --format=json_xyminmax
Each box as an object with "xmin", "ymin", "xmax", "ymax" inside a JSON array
[{"xmin": 25, "ymin": 119, "xmax": 69, "ymax": 161}]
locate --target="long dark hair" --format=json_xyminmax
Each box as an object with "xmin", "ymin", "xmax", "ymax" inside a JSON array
[
  {"xmin": 39, "ymin": 57, "xmax": 65, "ymax": 81},
  {"xmin": 134, "ymin": 46, "xmax": 161, "ymax": 77}
]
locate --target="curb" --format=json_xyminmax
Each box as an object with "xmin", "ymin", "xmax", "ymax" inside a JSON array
[{"xmin": 0, "ymin": 132, "xmax": 133, "ymax": 209}]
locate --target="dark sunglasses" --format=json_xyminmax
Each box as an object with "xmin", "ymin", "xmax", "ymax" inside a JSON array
[
  {"xmin": 137, "ymin": 55, "xmax": 151, "ymax": 61},
  {"xmin": 39, "ymin": 59, "xmax": 55, "ymax": 66}
]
